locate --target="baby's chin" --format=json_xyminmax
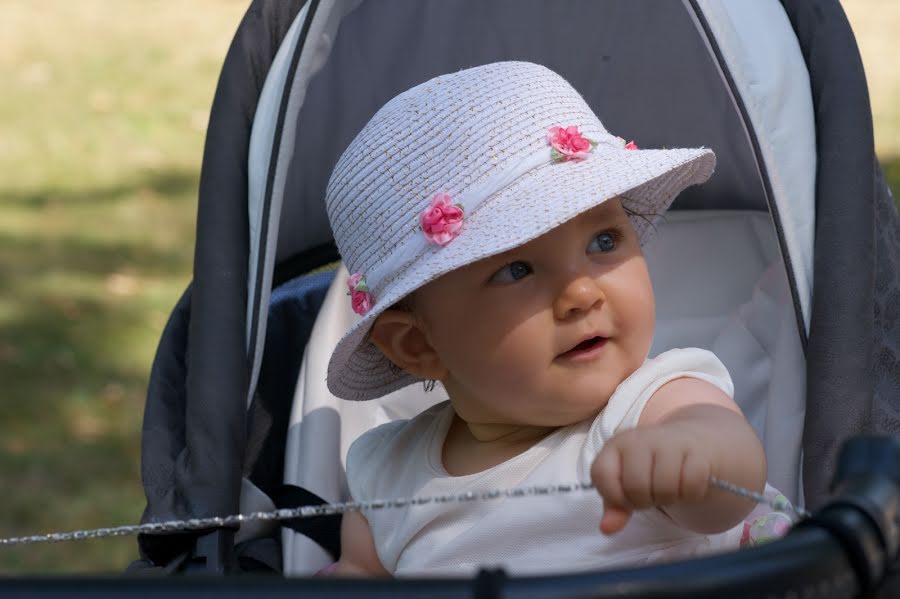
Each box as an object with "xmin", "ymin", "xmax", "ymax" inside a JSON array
[
  {"xmin": 564, "ymin": 402, "xmax": 611, "ymax": 425},
  {"xmin": 449, "ymin": 377, "xmax": 620, "ymax": 427},
  {"xmin": 447, "ymin": 399, "xmax": 606, "ymax": 435},
  {"xmin": 559, "ymin": 379, "xmax": 620, "ymax": 408}
]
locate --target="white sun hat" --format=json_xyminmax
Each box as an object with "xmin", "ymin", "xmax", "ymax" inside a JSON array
[{"xmin": 325, "ymin": 61, "xmax": 715, "ymax": 401}]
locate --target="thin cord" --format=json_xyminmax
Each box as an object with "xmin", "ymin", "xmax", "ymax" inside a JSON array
[{"xmin": 0, "ymin": 477, "xmax": 806, "ymax": 547}]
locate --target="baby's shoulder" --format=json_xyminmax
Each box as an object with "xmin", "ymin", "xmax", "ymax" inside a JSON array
[
  {"xmin": 591, "ymin": 348, "xmax": 733, "ymax": 441},
  {"xmin": 346, "ymin": 400, "xmax": 452, "ymax": 496},
  {"xmin": 346, "ymin": 419, "xmax": 406, "ymax": 464},
  {"xmin": 631, "ymin": 347, "xmax": 732, "ymax": 394},
  {"xmin": 643, "ymin": 346, "xmax": 724, "ymax": 368}
]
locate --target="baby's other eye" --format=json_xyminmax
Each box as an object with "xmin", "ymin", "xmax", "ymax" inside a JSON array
[
  {"xmin": 489, "ymin": 260, "xmax": 533, "ymax": 284},
  {"xmin": 587, "ymin": 230, "xmax": 619, "ymax": 253}
]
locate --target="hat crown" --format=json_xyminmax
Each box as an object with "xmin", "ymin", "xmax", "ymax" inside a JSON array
[{"xmin": 325, "ymin": 62, "xmax": 609, "ymax": 296}]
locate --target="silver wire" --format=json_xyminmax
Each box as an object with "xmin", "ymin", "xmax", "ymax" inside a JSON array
[{"xmin": 0, "ymin": 478, "xmax": 806, "ymax": 546}]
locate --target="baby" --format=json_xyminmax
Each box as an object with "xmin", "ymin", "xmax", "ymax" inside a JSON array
[{"xmin": 322, "ymin": 62, "xmax": 768, "ymax": 577}]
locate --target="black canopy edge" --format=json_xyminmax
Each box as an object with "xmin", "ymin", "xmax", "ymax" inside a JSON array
[
  {"xmin": 780, "ymin": 0, "xmax": 880, "ymax": 508},
  {"xmin": 138, "ymin": 0, "xmax": 307, "ymax": 567}
]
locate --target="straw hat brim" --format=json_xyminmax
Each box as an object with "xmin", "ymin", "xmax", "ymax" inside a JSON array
[{"xmin": 327, "ymin": 145, "xmax": 715, "ymax": 400}]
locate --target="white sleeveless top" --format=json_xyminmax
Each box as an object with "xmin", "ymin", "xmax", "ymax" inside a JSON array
[{"xmin": 345, "ymin": 348, "xmax": 744, "ymax": 576}]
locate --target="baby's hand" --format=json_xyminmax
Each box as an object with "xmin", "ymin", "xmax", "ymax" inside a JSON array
[{"xmin": 590, "ymin": 423, "xmax": 713, "ymax": 535}]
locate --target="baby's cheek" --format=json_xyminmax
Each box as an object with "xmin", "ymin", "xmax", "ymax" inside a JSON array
[
  {"xmin": 488, "ymin": 354, "xmax": 539, "ymax": 394},
  {"xmin": 616, "ymin": 299, "xmax": 655, "ymax": 367},
  {"xmin": 453, "ymin": 337, "xmax": 543, "ymax": 409},
  {"xmin": 613, "ymin": 256, "xmax": 656, "ymax": 355}
]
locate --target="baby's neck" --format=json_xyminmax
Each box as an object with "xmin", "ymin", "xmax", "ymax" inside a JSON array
[
  {"xmin": 462, "ymin": 419, "xmax": 557, "ymax": 444},
  {"xmin": 441, "ymin": 411, "xmax": 558, "ymax": 476}
]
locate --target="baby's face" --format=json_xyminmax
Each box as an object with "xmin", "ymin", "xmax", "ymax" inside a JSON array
[{"xmin": 414, "ymin": 199, "xmax": 655, "ymax": 428}]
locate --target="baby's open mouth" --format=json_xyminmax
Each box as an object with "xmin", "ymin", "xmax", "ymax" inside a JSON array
[{"xmin": 558, "ymin": 336, "xmax": 607, "ymax": 359}]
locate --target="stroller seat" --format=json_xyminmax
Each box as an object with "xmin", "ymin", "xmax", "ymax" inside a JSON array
[{"xmin": 281, "ymin": 208, "xmax": 806, "ymax": 575}]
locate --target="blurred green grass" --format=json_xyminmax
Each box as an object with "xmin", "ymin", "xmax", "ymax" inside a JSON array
[
  {"xmin": 845, "ymin": 0, "xmax": 900, "ymax": 207},
  {"xmin": 0, "ymin": 0, "xmax": 897, "ymax": 576},
  {"xmin": 0, "ymin": 0, "xmax": 246, "ymax": 573}
]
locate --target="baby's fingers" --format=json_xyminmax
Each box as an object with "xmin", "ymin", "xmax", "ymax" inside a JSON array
[
  {"xmin": 591, "ymin": 446, "xmax": 629, "ymax": 508},
  {"xmin": 650, "ymin": 447, "xmax": 683, "ymax": 506},
  {"xmin": 680, "ymin": 451, "xmax": 712, "ymax": 502},
  {"xmin": 599, "ymin": 505, "xmax": 632, "ymax": 535},
  {"xmin": 591, "ymin": 446, "xmax": 634, "ymax": 535},
  {"xmin": 620, "ymin": 443, "xmax": 654, "ymax": 509}
]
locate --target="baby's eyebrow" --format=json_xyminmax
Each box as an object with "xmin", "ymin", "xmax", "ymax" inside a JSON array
[
  {"xmin": 584, "ymin": 204, "xmax": 626, "ymax": 226},
  {"xmin": 484, "ymin": 248, "xmax": 522, "ymax": 265},
  {"xmin": 472, "ymin": 250, "xmax": 517, "ymax": 274}
]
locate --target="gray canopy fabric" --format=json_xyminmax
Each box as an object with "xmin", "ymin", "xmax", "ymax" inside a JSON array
[{"xmin": 135, "ymin": 0, "xmax": 899, "ymax": 574}]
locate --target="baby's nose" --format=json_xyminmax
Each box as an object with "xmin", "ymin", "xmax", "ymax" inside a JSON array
[{"xmin": 553, "ymin": 275, "xmax": 605, "ymax": 320}]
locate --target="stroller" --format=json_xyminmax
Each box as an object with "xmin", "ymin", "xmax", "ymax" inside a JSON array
[{"xmin": 125, "ymin": 0, "xmax": 900, "ymax": 595}]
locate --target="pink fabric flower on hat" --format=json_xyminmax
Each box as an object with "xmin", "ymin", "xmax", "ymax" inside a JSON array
[
  {"xmin": 624, "ymin": 140, "xmax": 639, "ymax": 150},
  {"xmin": 420, "ymin": 193, "xmax": 464, "ymax": 246},
  {"xmin": 547, "ymin": 125, "xmax": 597, "ymax": 162},
  {"xmin": 347, "ymin": 272, "xmax": 373, "ymax": 315}
]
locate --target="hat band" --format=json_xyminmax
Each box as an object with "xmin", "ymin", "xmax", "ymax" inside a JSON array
[
  {"xmin": 362, "ymin": 130, "xmax": 629, "ymax": 301},
  {"xmin": 364, "ymin": 145, "xmax": 550, "ymax": 296}
]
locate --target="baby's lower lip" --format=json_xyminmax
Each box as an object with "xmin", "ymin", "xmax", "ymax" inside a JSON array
[{"xmin": 556, "ymin": 337, "xmax": 608, "ymax": 362}]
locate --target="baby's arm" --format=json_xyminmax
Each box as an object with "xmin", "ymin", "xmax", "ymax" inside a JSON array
[
  {"xmin": 331, "ymin": 511, "xmax": 391, "ymax": 577},
  {"xmin": 591, "ymin": 377, "xmax": 766, "ymax": 535}
]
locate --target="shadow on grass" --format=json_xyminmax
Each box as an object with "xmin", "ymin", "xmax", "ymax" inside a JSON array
[
  {"xmin": 0, "ymin": 166, "xmax": 197, "ymax": 425},
  {"xmin": 0, "ymin": 166, "xmax": 201, "ymax": 573},
  {"xmin": 0, "ymin": 291, "xmax": 155, "ymax": 573},
  {"xmin": 0, "ymin": 435, "xmax": 144, "ymax": 574},
  {"xmin": 0, "ymin": 167, "xmax": 200, "ymax": 208},
  {"xmin": 0, "ymin": 231, "xmax": 188, "ymax": 279}
]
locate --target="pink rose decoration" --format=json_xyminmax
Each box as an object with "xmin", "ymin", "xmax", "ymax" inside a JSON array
[
  {"xmin": 740, "ymin": 522, "xmax": 751, "ymax": 547},
  {"xmin": 740, "ymin": 512, "xmax": 793, "ymax": 547},
  {"xmin": 420, "ymin": 193, "xmax": 464, "ymax": 246},
  {"xmin": 615, "ymin": 136, "xmax": 639, "ymax": 150},
  {"xmin": 547, "ymin": 125, "xmax": 596, "ymax": 161},
  {"xmin": 347, "ymin": 272, "xmax": 373, "ymax": 315}
]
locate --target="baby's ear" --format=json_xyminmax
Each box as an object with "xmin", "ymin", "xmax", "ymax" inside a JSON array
[{"xmin": 368, "ymin": 309, "xmax": 447, "ymax": 381}]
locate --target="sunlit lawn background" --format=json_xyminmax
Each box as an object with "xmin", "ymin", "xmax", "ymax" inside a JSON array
[{"xmin": 0, "ymin": 0, "xmax": 898, "ymax": 575}]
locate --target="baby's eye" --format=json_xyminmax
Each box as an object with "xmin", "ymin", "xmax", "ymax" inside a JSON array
[
  {"xmin": 489, "ymin": 260, "xmax": 533, "ymax": 284},
  {"xmin": 587, "ymin": 230, "xmax": 618, "ymax": 253}
]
